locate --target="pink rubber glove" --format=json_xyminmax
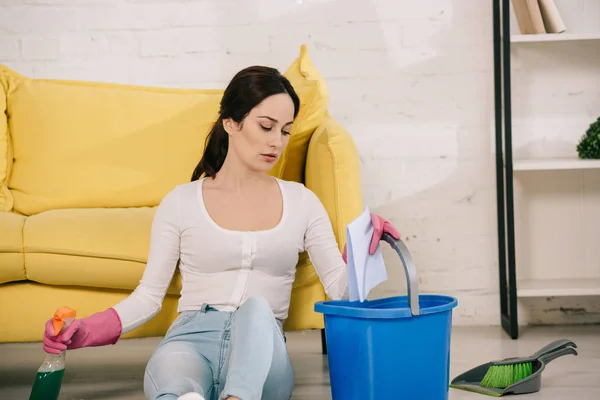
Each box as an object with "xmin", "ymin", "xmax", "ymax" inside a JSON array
[
  {"xmin": 43, "ymin": 308, "xmax": 123, "ymax": 354},
  {"xmin": 342, "ymin": 213, "xmax": 400, "ymax": 263}
]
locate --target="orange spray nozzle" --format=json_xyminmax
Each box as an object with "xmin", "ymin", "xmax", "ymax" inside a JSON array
[{"xmin": 52, "ymin": 306, "xmax": 77, "ymax": 336}]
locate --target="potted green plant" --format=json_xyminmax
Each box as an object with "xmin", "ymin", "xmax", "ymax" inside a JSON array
[{"xmin": 577, "ymin": 117, "xmax": 600, "ymax": 159}]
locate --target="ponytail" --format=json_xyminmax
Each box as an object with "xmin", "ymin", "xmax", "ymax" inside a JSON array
[{"xmin": 191, "ymin": 116, "xmax": 229, "ymax": 181}]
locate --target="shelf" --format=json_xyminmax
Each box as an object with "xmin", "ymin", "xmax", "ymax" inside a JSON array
[
  {"xmin": 511, "ymin": 32, "xmax": 600, "ymax": 43},
  {"xmin": 513, "ymin": 158, "xmax": 600, "ymax": 171},
  {"xmin": 518, "ymin": 278, "xmax": 600, "ymax": 297}
]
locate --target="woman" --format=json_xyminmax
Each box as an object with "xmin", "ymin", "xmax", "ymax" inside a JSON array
[{"xmin": 42, "ymin": 66, "xmax": 399, "ymax": 400}]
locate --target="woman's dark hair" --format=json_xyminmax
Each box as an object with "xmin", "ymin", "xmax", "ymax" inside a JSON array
[{"xmin": 191, "ymin": 66, "xmax": 300, "ymax": 181}]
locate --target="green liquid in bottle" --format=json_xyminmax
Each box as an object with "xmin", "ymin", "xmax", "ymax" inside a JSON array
[
  {"xmin": 29, "ymin": 369, "xmax": 65, "ymax": 400},
  {"xmin": 31, "ymin": 310, "xmax": 75, "ymax": 400},
  {"xmin": 29, "ymin": 351, "xmax": 67, "ymax": 400}
]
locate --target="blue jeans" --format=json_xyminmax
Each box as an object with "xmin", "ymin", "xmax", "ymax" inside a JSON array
[{"xmin": 143, "ymin": 297, "xmax": 294, "ymax": 400}]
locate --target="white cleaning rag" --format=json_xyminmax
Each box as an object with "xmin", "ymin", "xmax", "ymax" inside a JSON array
[{"xmin": 346, "ymin": 207, "xmax": 388, "ymax": 302}]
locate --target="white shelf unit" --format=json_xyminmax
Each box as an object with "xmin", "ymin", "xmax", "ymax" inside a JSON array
[
  {"xmin": 511, "ymin": 32, "xmax": 600, "ymax": 42},
  {"xmin": 513, "ymin": 158, "xmax": 600, "ymax": 171},
  {"xmin": 513, "ymin": 163, "xmax": 600, "ymax": 301},
  {"xmin": 518, "ymin": 278, "xmax": 600, "ymax": 297},
  {"xmin": 498, "ymin": 0, "xmax": 600, "ymax": 336}
]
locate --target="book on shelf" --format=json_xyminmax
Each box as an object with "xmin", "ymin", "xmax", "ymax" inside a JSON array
[
  {"xmin": 512, "ymin": 0, "xmax": 546, "ymax": 34},
  {"xmin": 538, "ymin": 0, "xmax": 566, "ymax": 33},
  {"xmin": 511, "ymin": 0, "xmax": 566, "ymax": 35}
]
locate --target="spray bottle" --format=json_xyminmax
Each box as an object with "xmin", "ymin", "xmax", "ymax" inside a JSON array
[{"xmin": 29, "ymin": 306, "xmax": 77, "ymax": 400}]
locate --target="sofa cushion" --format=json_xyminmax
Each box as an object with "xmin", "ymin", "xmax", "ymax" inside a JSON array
[
  {"xmin": 4, "ymin": 65, "xmax": 223, "ymax": 216},
  {"xmin": 0, "ymin": 69, "xmax": 14, "ymax": 211},
  {"xmin": 0, "ymin": 211, "xmax": 26, "ymax": 283},
  {"xmin": 23, "ymin": 208, "xmax": 181, "ymax": 294},
  {"xmin": 272, "ymin": 45, "xmax": 329, "ymax": 182}
]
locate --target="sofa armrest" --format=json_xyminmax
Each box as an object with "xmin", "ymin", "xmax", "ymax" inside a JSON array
[
  {"xmin": 284, "ymin": 114, "xmax": 363, "ymax": 331},
  {"xmin": 305, "ymin": 113, "xmax": 363, "ymax": 250}
]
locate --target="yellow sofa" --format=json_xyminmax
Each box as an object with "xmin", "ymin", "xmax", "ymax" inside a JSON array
[{"xmin": 0, "ymin": 46, "xmax": 363, "ymax": 344}]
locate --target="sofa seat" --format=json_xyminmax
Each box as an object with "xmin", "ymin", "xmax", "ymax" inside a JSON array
[
  {"xmin": 0, "ymin": 211, "xmax": 26, "ymax": 284},
  {"xmin": 23, "ymin": 207, "xmax": 182, "ymax": 294}
]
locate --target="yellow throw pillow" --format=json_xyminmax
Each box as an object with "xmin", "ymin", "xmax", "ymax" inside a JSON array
[
  {"xmin": 275, "ymin": 45, "xmax": 329, "ymax": 183},
  {"xmin": 0, "ymin": 66, "xmax": 14, "ymax": 211}
]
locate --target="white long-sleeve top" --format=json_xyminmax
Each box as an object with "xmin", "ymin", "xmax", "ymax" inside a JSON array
[{"xmin": 112, "ymin": 177, "xmax": 349, "ymax": 334}]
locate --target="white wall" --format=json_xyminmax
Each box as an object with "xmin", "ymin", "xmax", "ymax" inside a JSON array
[{"xmin": 1, "ymin": 0, "xmax": 599, "ymax": 327}]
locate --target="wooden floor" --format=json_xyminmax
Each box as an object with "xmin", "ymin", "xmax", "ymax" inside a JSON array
[{"xmin": 1, "ymin": 325, "xmax": 598, "ymax": 399}]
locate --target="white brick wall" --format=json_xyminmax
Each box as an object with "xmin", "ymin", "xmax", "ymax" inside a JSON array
[
  {"xmin": 0, "ymin": 36, "xmax": 20, "ymax": 60},
  {"xmin": 1, "ymin": 0, "xmax": 599, "ymax": 328}
]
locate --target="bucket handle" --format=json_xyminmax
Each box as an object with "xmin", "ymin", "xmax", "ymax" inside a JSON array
[{"xmin": 381, "ymin": 232, "xmax": 420, "ymax": 316}]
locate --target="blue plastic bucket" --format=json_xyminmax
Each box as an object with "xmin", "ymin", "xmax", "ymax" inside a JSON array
[{"xmin": 315, "ymin": 234, "xmax": 458, "ymax": 400}]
